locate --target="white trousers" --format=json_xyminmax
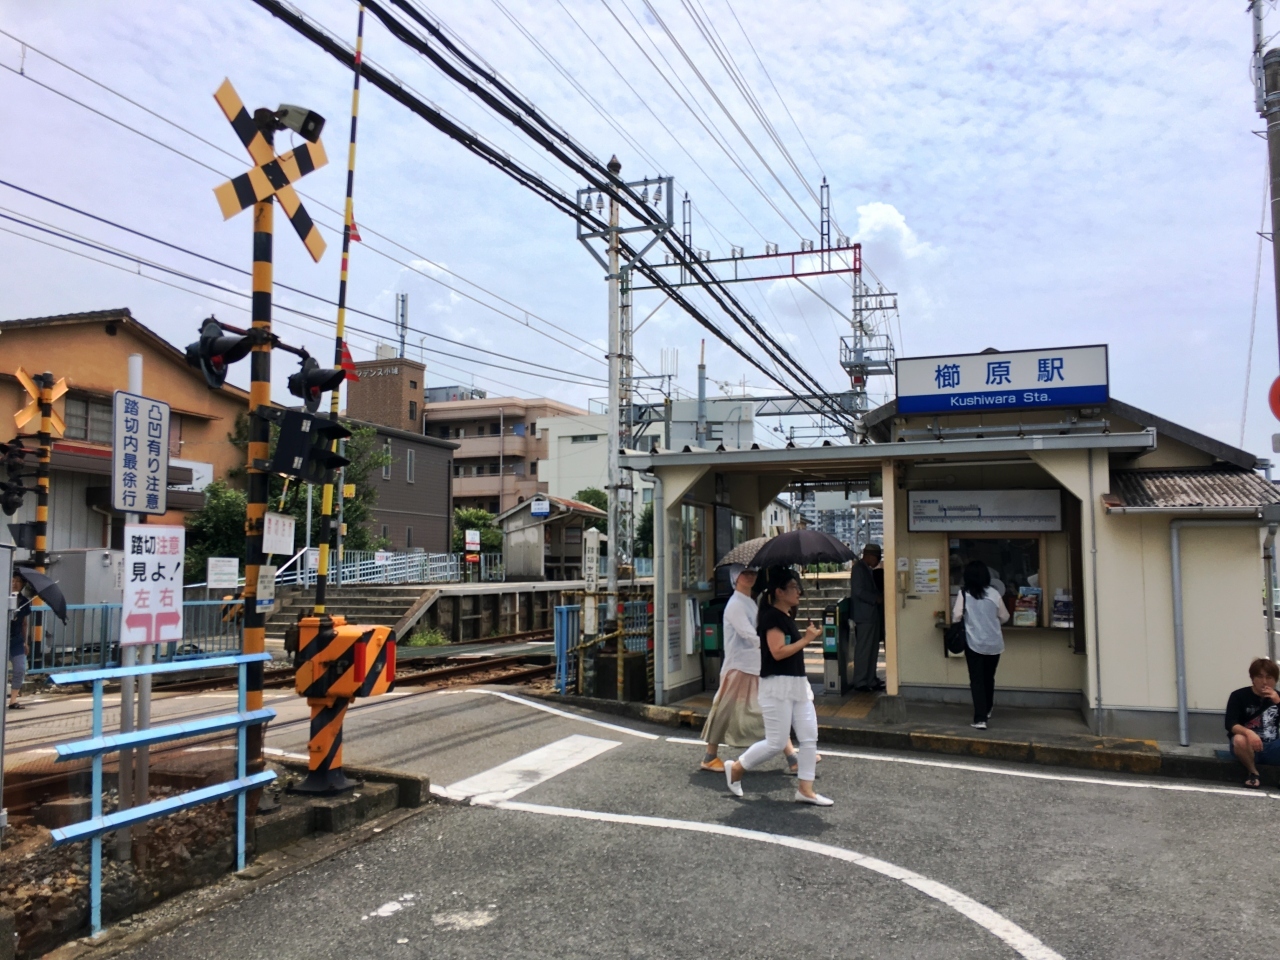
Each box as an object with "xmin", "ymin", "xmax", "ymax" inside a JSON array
[{"xmin": 737, "ymin": 678, "xmax": 818, "ymax": 782}]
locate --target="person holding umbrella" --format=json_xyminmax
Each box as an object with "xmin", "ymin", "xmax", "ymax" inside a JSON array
[
  {"xmin": 8, "ymin": 570, "xmax": 30, "ymax": 710},
  {"xmin": 725, "ymin": 566, "xmax": 832, "ymax": 806},
  {"xmin": 698, "ymin": 564, "xmax": 799, "ymax": 774}
]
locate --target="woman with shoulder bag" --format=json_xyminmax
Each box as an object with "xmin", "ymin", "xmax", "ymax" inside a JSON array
[
  {"xmin": 952, "ymin": 560, "xmax": 1009, "ymax": 730},
  {"xmin": 724, "ymin": 567, "xmax": 832, "ymax": 806}
]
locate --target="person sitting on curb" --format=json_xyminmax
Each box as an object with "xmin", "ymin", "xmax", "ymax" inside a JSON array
[{"xmin": 1226, "ymin": 657, "xmax": 1280, "ymax": 789}]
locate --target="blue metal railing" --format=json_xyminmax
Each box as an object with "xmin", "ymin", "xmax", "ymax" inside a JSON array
[
  {"xmin": 554, "ymin": 605, "xmax": 581, "ymax": 695},
  {"xmin": 25, "ymin": 600, "xmax": 245, "ymax": 675},
  {"xmin": 47, "ymin": 653, "xmax": 276, "ymax": 936}
]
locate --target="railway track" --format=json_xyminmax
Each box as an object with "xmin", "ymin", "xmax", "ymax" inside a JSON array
[{"xmin": 2, "ymin": 650, "xmax": 553, "ymax": 813}]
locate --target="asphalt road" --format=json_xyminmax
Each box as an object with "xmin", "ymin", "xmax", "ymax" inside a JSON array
[{"xmin": 117, "ymin": 689, "xmax": 1276, "ymax": 960}]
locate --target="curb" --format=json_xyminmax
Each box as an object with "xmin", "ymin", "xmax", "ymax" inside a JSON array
[{"xmin": 533, "ymin": 692, "xmax": 1249, "ymax": 782}]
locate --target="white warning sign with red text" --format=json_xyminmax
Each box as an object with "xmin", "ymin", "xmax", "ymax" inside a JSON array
[{"xmin": 122, "ymin": 523, "xmax": 185, "ymax": 647}]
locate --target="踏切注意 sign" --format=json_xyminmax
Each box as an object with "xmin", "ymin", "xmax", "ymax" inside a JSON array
[
  {"xmin": 122, "ymin": 524, "xmax": 184, "ymax": 646},
  {"xmin": 895, "ymin": 345, "xmax": 1108, "ymax": 415},
  {"xmin": 112, "ymin": 391, "xmax": 170, "ymax": 515}
]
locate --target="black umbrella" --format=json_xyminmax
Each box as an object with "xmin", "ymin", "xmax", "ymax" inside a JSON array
[
  {"xmin": 748, "ymin": 529, "xmax": 855, "ymax": 570},
  {"xmin": 15, "ymin": 566, "xmax": 68, "ymax": 623}
]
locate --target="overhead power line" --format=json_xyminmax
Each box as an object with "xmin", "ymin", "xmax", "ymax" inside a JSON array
[{"xmin": 252, "ymin": 0, "xmax": 852, "ymax": 427}]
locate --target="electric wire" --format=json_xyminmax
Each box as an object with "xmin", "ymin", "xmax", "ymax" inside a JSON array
[
  {"xmin": 256, "ymin": 0, "xmax": 850, "ymax": 426},
  {"xmin": 0, "ymin": 31, "xmax": 606, "ymax": 364},
  {"xmin": 1241, "ymin": 159, "xmax": 1270, "ymax": 447},
  {"xmin": 0, "ymin": 209, "xmax": 607, "ymax": 386}
]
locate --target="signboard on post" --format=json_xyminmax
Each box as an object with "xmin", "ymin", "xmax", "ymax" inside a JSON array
[
  {"xmin": 895, "ymin": 345, "xmax": 1108, "ymax": 416},
  {"xmin": 206, "ymin": 557, "xmax": 239, "ymax": 590},
  {"xmin": 122, "ymin": 524, "xmax": 184, "ymax": 647},
  {"xmin": 306, "ymin": 547, "xmax": 320, "ymax": 570},
  {"xmin": 262, "ymin": 512, "xmax": 296, "ymax": 557},
  {"xmin": 112, "ymin": 391, "xmax": 170, "ymax": 515},
  {"xmin": 465, "ymin": 529, "xmax": 481, "ymax": 552},
  {"xmin": 583, "ymin": 527, "xmax": 600, "ymax": 635},
  {"xmin": 530, "ymin": 498, "xmax": 551, "ymax": 518},
  {"xmin": 256, "ymin": 565, "xmax": 277, "ymax": 613}
]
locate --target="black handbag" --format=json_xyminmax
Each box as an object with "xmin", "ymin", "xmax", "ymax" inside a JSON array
[{"xmin": 944, "ymin": 593, "xmax": 967, "ymax": 655}]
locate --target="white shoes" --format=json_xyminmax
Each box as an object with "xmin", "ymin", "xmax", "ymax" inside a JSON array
[
  {"xmin": 794, "ymin": 790, "xmax": 833, "ymax": 806},
  {"xmin": 725, "ymin": 761, "xmax": 743, "ymax": 797}
]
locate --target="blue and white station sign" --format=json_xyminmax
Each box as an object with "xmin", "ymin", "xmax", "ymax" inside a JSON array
[{"xmin": 895, "ymin": 345, "xmax": 1108, "ymax": 415}]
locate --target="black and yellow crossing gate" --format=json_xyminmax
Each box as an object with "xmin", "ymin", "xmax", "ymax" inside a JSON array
[{"xmin": 288, "ymin": 616, "xmax": 396, "ymax": 794}]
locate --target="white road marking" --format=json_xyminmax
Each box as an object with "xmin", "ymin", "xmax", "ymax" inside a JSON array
[
  {"xmin": 493, "ymin": 800, "xmax": 1063, "ymax": 960},
  {"xmin": 814, "ymin": 748, "xmax": 1266, "ymax": 797},
  {"xmin": 440, "ymin": 734, "xmax": 621, "ymax": 804},
  {"xmin": 669, "ymin": 736, "xmax": 1260, "ymax": 798},
  {"xmin": 458, "ymin": 689, "xmax": 660, "ymax": 739}
]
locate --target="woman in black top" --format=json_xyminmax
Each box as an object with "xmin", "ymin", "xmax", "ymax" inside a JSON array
[{"xmin": 725, "ymin": 567, "xmax": 832, "ymax": 806}]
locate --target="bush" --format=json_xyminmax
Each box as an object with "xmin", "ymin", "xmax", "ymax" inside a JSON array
[{"xmin": 404, "ymin": 627, "xmax": 448, "ymax": 647}]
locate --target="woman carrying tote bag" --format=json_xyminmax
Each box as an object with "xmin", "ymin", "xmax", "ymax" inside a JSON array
[{"xmin": 952, "ymin": 560, "xmax": 1009, "ymax": 730}]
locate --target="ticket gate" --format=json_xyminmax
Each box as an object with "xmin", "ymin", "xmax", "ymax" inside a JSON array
[{"xmin": 822, "ymin": 599, "xmax": 852, "ymax": 696}]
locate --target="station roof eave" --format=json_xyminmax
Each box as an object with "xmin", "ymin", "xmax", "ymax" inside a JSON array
[{"xmin": 620, "ymin": 429, "xmax": 1157, "ymax": 478}]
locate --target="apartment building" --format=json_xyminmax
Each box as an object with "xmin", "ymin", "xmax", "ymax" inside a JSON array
[{"xmin": 422, "ymin": 395, "xmax": 588, "ymax": 514}]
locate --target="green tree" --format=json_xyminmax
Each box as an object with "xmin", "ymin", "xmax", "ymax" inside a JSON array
[
  {"xmin": 198, "ymin": 414, "xmax": 393, "ymax": 582},
  {"xmin": 573, "ymin": 487, "xmax": 608, "ymax": 532},
  {"xmin": 634, "ymin": 502, "xmax": 653, "ymax": 558},
  {"xmin": 183, "ymin": 480, "xmax": 247, "ymax": 585},
  {"xmin": 452, "ymin": 507, "xmax": 503, "ymax": 552}
]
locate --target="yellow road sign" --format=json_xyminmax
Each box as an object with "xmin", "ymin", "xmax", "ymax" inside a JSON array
[
  {"xmin": 12, "ymin": 366, "xmax": 66, "ymax": 435},
  {"xmin": 212, "ymin": 79, "xmax": 326, "ymax": 263}
]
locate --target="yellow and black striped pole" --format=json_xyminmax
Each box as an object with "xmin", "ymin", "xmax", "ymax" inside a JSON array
[
  {"xmin": 30, "ymin": 372, "xmax": 53, "ymax": 659},
  {"xmin": 243, "ymin": 122, "xmax": 276, "ymax": 771},
  {"xmin": 315, "ymin": 4, "xmax": 365, "ymax": 617}
]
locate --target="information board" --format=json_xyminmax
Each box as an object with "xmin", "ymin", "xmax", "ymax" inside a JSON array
[
  {"xmin": 262, "ymin": 512, "xmax": 296, "ymax": 557},
  {"xmin": 206, "ymin": 557, "xmax": 239, "ymax": 590},
  {"xmin": 896, "ymin": 345, "xmax": 1108, "ymax": 415},
  {"xmin": 908, "ymin": 490, "xmax": 1062, "ymax": 532}
]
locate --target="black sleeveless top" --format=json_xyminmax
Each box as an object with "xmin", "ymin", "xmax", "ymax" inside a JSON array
[{"xmin": 758, "ymin": 603, "xmax": 806, "ymax": 678}]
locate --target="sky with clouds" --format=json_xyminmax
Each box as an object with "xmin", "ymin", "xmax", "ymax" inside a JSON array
[{"xmin": 0, "ymin": 1, "xmax": 1269, "ymax": 456}]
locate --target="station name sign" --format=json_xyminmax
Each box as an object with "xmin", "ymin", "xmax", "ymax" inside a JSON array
[{"xmin": 895, "ymin": 345, "xmax": 1108, "ymax": 415}]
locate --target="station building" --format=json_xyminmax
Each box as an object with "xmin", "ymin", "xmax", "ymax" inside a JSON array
[{"xmin": 623, "ymin": 345, "xmax": 1280, "ymax": 742}]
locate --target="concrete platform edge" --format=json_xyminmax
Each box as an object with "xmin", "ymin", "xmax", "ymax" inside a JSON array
[{"xmin": 534, "ymin": 692, "xmax": 1258, "ymax": 782}]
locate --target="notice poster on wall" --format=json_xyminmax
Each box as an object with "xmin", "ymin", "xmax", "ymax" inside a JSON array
[{"xmin": 913, "ymin": 558, "xmax": 940, "ymax": 594}]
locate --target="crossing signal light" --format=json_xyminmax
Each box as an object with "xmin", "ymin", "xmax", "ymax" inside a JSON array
[
  {"xmin": 1, "ymin": 438, "xmax": 34, "ymax": 480},
  {"xmin": 268, "ymin": 410, "xmax": 350, "ymax": 486},
  {"xmin": 184, "ymin": 317, "xmax": 255, "ymax": 389},
  {"xmin": 288, "ymin": 355, "xmax": 346, "ymax": 413},
  {"xmin": 1, "ymin": 484, "xmax": 27, "ymax": 517},
  {"xmin": 7, "ymin": 522, "xmax": 36, "ymax": 548}
]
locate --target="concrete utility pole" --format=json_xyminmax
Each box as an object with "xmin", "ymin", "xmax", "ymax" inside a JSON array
[
  {"xmin": 606, "ymin": 155, "xmax": 622, "ymax": 607},
  {"xmin": 696, "ymin": 339, "xmax": 707, "ymax": 446},
  {"xmin": 1262, "ymin": 40, "xmax": 1280, "ymax": 369}
]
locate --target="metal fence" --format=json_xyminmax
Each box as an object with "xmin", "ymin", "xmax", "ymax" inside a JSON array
[
  {"xmin": 595, "ymin": 557, "xmax": 654, "ymax": 578},
  {"xmin": 553, "ymin": 599, "xmax": 652, "ymax": 695},
  {"xmin": 186, "ymin": 550, "xmax": 507, "ymax": 593},
  {"xmin": 25, "ymin": 600, "xmax": 243, "ymax": 675}
]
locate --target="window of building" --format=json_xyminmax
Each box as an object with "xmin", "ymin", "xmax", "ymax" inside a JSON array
[
  {"xmin": 454, "ymin": 464, "xmax": 462, "ymax": 478},
  {"xmin": 642, "ymin": 488, "xmax": 653, "ymax": 504},
  {"xmin": 409, "ymin": 380, "xmax": 417, "ymax": 389},
  {"xmin": 571, "ymin": 435, "xmax": 599, "ymax": 444},
  {"xmin": 458, "ymin": 427, "xmax": 465, "ymax": 438},
  {"xmin": 381, "ymin": 524, "xmax": 389, "ymax": 540},
  {"xmin": 488, "ymin": 500, "xmax": 499, "ymax": 513},
  {"xmin": 731, "ymin": 513, "xmax": 752, "ymax": 547},
  {"xmin": 681, "ymin": 504, "xmax": 707, "ymax": 588},
  {"xmin": 168, "ymin": 414, "xmax": 182, "ymax": 458},
  {"xmin": 406, "ymin": 448, "xmax": 416, "ymax": 483},
  {"xmin": 490, "ymin": 422, "xmax": 500, "ymax": 435},
  {"xmin": 947, "ymin": 537, "xmax": 1042, "ymax": 625},
  {"xmin": 382, "ymin": 442, "xmax": 392, "ymax": 479},
  {"xmin": 64, "ymin": 396, "xmax": 113, "ymax": 444},
  {"xmin": 530, "ymin": 460, "xmax": 538, "ymax": 475},
  {"xmin": 405, "ymin": 527, "xmax": 413, "ymax": 550},
  {"xmin": 489, "ymin": 462, "xmax": 500, "ymax": 475},
  {"xmin": 409, "ymin": 400, "xmax": 418, "ymax": 422}
]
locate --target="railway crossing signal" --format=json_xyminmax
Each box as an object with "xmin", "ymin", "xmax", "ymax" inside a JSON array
[
  {"xmin": 184, "ymin": 317, "xmax": 257, "ymax": 389},
  {"xmin": 266, "ymin": 410, "xmax": 350, "ymax": 486},
  {"xmin": 0, "ymin": 439, "xmax": 37, "ymax": 516},
  {"xmin": 209, "ymin": 78, "xmax": 328, "ymax": 784},
  {"xmin": 212, "ymin": 79, "xmax": 328, "ymax": 261},
  {"xmin": 288, "ymin": 354, "xmax": 346, "ymax": 413}
]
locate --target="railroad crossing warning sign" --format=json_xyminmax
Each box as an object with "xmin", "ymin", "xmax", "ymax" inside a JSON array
[
  {"xmin": 12, "ymin": 366, "xmax": 66, "ymax": 434},
  {"xmin": 123, "ymin": 524, "xmax": 185, "ymax": 647},
  {"xmin": 212, "ymin": 79, "xmax": 327, "ymax": 262}
]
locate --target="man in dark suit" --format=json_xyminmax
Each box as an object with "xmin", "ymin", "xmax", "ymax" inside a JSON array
[{"xmin": 849, "ymin": 543, "xmax": 885, "ymax": 692}]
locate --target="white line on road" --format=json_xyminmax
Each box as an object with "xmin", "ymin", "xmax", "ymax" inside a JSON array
[
  {"xmin": 457, "ymin": 689, "xmax": 660, "ymax": 739},
  {"xmin": 667, "ymin": 737, "xmax": 1264, "ymax": 798},
  {"xmin": 439, "ymin": 734, "xmax": 621, "ymax": 804},
  {"xmin": 493, "ymin": 800, "xmax": 1063, "ymax": 960}
]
